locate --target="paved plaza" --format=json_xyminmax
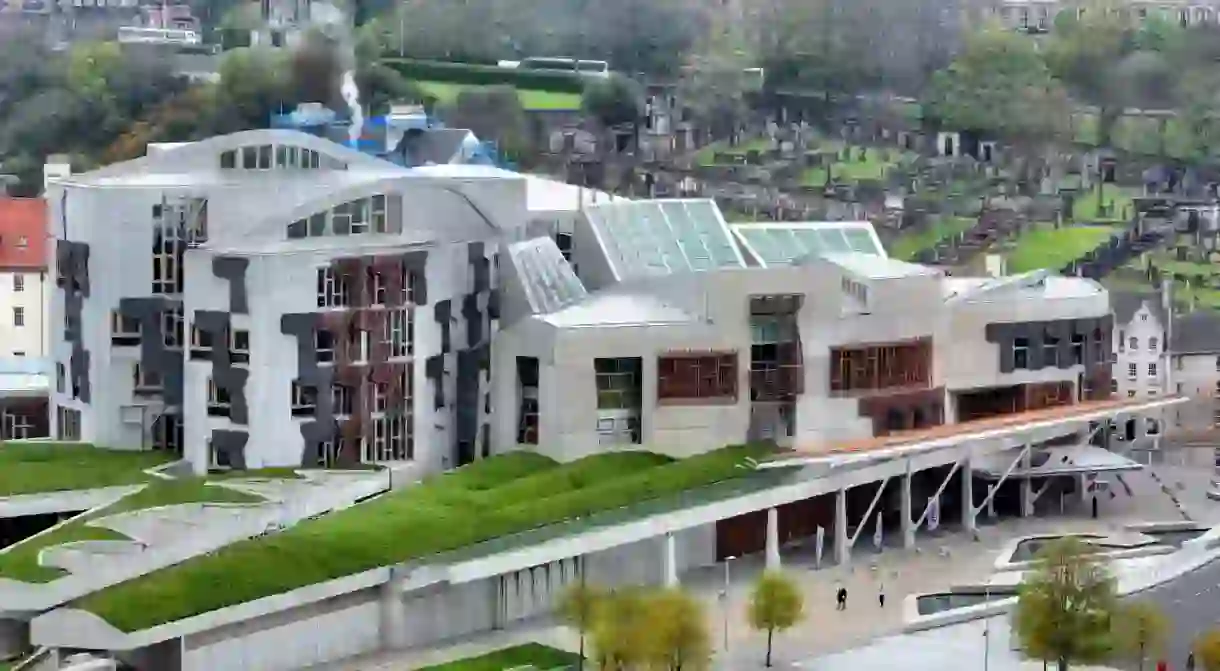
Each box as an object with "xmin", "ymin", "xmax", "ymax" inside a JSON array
[{"xmin": 317, "ymin": 445, "xmax": 1220, "ymax": 671}]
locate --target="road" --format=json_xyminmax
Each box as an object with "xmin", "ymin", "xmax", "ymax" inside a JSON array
[{"xmin": 1135, "ymin": 557, "xmax": 1220, "ymax": 668}]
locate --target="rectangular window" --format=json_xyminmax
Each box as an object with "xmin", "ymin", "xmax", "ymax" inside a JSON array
[
  {"xmin": 287, "ymin": 219, "xmax": 307, "ymax": 239},
  {"xmin": 402, "ymin": 267, "xmax": 416, "ymax": 304},
  {"xmin": 242, "ymin": 146, "xmax": 258, "ymax": 169},
  {"xmin": 207, "ymin": 379, "xmax": 231, "ymax": 417},
  {"xmin": 369, "ymin": 270, "xmax": 387, "ymax": 306},
  {"xmin": 315, "ymin": 330, "xmax": 335, "ymax": 364},
  {"xmin": 1070, "ymin": 334, "xmax": 1084, "ymax": 365},
  {"xmin": 230, "ymin": 329, "xmax": 250, "ymax": 364},
  {"xmin": 657, "ymin": 353, "xmax": 737, "ymax": 401},
  {"xmin": 220, "ymin": 150, "xmax": 236, "ymax": 169},
  {"xmin": 1013, "ymin": 337, "xmax": 1029, "ymax": 369},
  {"xmin": 331, "ymin": 384, "xmax": 354, "ymax": 415},
  {"xmin": 162, "ymin": 306, "xmax": 184, "ymax": 348},
  {"xmin": 12, "ymin": 307, "xmax": 23, "ymax": 327},
  {"xmin": 132, "ymin": 362, "xmax": 163, "ymax": 393},
  {"xmin": 1128, "ymin": 363, "xmax": 1138, "ymax": 379},
  {"xmin": 385, "ymin": 309, "xmax": 412, "ymax": 358},
  {"xmin": 309, "ymin": 213, "xmax": 328, "ymax": 237},
  {"xmin": 1042, "ymin": 334, "xmax": 1059, "ymax": 366},
  {"xmin": 189, "ymin": 326, "xmax": 213, "ymax": 360},
  {"xmin": 315, "ymin": 267, "xmax": 350, "ymax": 308},
  {"xmin": 351, "ymin": 329, "xmax": 370, "ymax": 364},
  {"xmin": 595, "ymin": 357, "xmax": 642, "ymax": 409},
  {"xmin": 367, "ymin": 415, "xmax": 411, "ymax": 462},
  {"xmin": 332, "ymin": 202, "xmax": 352, "ymax": 235},
  {"xmin": 56, "ymin": 406, "xmax": 81, "ymax": 440},
  {"xmin": 56, "ymin": 363, "xmax": 65, "ymax": 394},
  {"xmin": 830, "ymin": 340, "xmax": 931, "ymax": 392},
  {"xmin": 1149, "ymin": 337, "xmax": 1159, "ymax": 351},
  {"xmin": 275, "ymin": 145, "xmax": 288, "ymax": 168},
  {"xmin": 12, "ymin": 275, "xmax": 23, "ymax": 293},
  {"xmin": 290, "ymin": 381, "xmax": 316, "ymax": 417},
  {"xmin": 371, "ymin": 194, "xmax": 387, "ymax": 232},
  {"xmin": 1148, "ymin": 363, "xmax": 1158, "ymax": 377},
  {"xmin": 111, "ymin": 310, "xmax": 141, "ymax": 347},
  {"xmin": 257, "ymin": 145, "xmax": 272, "ymax": 170},
  {"xmin": 349, "ymin": 199, "xmax": 369, "ymax": 234}
]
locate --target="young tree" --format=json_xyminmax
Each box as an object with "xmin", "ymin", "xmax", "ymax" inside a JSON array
[
  {"xmin": 591, "ymin": 588, "xmax": 651, "ymax": 671},
  {"xmin": 678, "ymin": 16, "xmax": 757, "ymax": 145},
  {"xmin": 643, "ymin": 588, "xmax": 712, "ymax": 671},
  {"xmin": 557, "ymin": 581, "xmax": 604, "ymax": 671},
  {"xmin": 747, "ymin": 571, "xmax": 805, "ymax": 668},
  {"xmin": 1196, "ymin": 629, "xmax": 1220, "ymax": 671},
  {"xmin": 1014, "ymin": 537, "xmax": 1119, "ymax": 671},
  {"xmin": 1110, "ymin": 601, "xmax": 1169, "ymax": 671}
]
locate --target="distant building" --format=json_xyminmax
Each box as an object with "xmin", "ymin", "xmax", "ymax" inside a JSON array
[
  {"xmin": 991, "ymin": 0, "xmax": 1220, "ymax": 31},
  {"xmin": 1111, "ymin": 289, "xmax": 1170, "ymax": 402},
  {"xmin": 1168, "ymin": 310, "xmax": 1220, "ymax": 440},
  {"xmin": 0, "ymin": 198, "xmax": 49, "ymax": 360}
]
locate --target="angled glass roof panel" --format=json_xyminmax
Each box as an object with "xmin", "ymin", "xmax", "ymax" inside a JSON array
[
  {"xmin": 587, "ymin": 199, "xmax": 744, "ymax": 280},
  {"xmin": 508, "ymin": 237, "xmax": 588, "ymax": 314},
  {"xmin": 815, "ymin": 228, "xmax": 852, "ymax": 253},
  {"xmin": 685, "ymin": 200, "xmax": 741, "ymax": 267},
  {"xmin": 661, "ymin": 201, "xmax": 713, "ymax": 271},
  {"xmin": 643, "ymin": 202, "xmax": 688, "ymax": 273},
  {"xmin": 844, "ymin": 227, "xmax": 884, "ymax": 254},
  {"xmin": 791, "ymin": 229, "xmax": 824, "ymax": 256}
]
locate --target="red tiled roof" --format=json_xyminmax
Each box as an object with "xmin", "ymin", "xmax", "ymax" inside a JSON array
[{"xmin": 0, "ymin": 198, "xmax": 46, "ymax": 271}]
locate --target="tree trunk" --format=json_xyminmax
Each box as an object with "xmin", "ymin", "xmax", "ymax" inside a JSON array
[
  {"xmin": 578, "ymin": 634, "xmax": 585, "ymax": 671},
  {"xmin": 766, "ymin": 628, "xmax": 774, "ymax": 667},
  {"xmin": 1138, "ymin": 641, "xmax": 1145, "ymax": 671}
]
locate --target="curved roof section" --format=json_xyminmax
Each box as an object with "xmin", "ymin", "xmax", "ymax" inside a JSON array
[
  {"xmin": 207, "ymin": 177, "xmax": 502, "ymax": 253},
  {"xmin": 731, "ymin": 221, "xmax": 887, "ymax": 267},
  {"xmin": 65, "ymin": 129, "xmax": 400, "ymax": 185},
  {"xmin": 584, "ymin": 199, "xmax": 745, "ymax": 282}
]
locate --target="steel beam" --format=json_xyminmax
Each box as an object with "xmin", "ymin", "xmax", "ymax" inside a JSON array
[
  {"xmin": 973, "ymin": 443, "xmax": 1031, "ymax": 518},
  {"xmin": 848, "ymin": 476, "xmax": 892, "ymax": 549},
  {"xmin": 914, "ymin": 460, "xmax": 960, "ymax": 529}
]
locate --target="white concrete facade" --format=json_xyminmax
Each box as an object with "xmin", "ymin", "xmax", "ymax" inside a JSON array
[
  {"xmin": 1114, "ymin": 300, "xmax": 1169, "ymax": 401},
  {"xmin": 0, "ymin": 269, "xmax": 50, "ymax": 359}
]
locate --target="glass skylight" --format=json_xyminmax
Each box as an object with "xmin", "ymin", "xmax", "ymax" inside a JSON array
[
  {"xmin": 583, "ymin": 199, "xmax": 746, "ymax": 280},
  {"xmin": 507, "ymin": 237, "xmax": 587, "ymax": 314},
  {"xmin": 730, "ymin": 222, "xmax": 887, "ymax": 266}
]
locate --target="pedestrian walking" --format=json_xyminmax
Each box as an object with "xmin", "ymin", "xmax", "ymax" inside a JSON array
[
  {"xmin": 1188, "ymin": 651, "xmax": 1196, "ymax": 671},
  {"xmin": 836, "ymin": 586, "xmax": 848, "ymax": 611},
  {"xmin": 1157, "ymin": 658, "xmax": 1168, "ymax": 671},
  {"xmin": 879, "ymin": 584, "xmax": 885, "ymax": 608}
]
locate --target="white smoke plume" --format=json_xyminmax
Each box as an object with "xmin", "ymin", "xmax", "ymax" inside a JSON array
[{"xmin": 309, "ymin": 0, "xmax": 363, "ymax": 145}]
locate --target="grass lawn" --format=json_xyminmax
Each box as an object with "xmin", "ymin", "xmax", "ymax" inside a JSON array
[
  {"xmin": 416, "ymin": 643, "xmax": 581, "ymax": 671},
  {"xmin": 694, "ymin": 137, "xmax": 773, "ymax": 166},
  {"xmin": 0, "ymin": 443, "xmax": 174, "ymax": 498},
  {"xmin": 1071, "ymin": 183, "xmax": 1137, "ymax": 223},
  {"xmin": 889, "ymin": 216, "xmax": 975, "ymax": 261},
  {"xmin": 799, "ymin": 145, "xmax": 912, "ymax": 187},
  {"xmin": 1006, "ymin": 224, "xmax": 1116, "ymax": 274},
  {"xmin": 414, "ymin": 80, "xmax": 582, "ymax": 111},
  {"xmin": 78, "ymin": 444, "xmax": 774, "ymax": 632},
  {"xmin": 0, "ymin": 478, "xmax": 264, "ymax": 583}
]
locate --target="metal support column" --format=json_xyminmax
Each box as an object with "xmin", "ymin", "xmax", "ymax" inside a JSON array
[
  {"xmin": 1019, "ymin": 446, "xmax": 1034, "ymax": 517},
  {"xmin": 901, "ymin": 466, "xmax": 915, "ymax": 548},
  {"xmin": 765, "ymin": 507, "xmax": 781, "ymax": 570},
  {"xmin": 847, "ymin": 476, "xmax": 892, "ymax": 550},
  {"xmin": 834, "ymin": 488, "xmax": 849, "ymax": 565},
  {"xmin": 962, "ymin": 459, "xmax": 976, "ymax": 532}
]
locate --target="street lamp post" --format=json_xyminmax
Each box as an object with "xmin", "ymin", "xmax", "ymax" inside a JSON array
[
  {"xmin": 721, "ymin": 556, "xmax": 735, "ymax": 652},
  {"xmin": 983, "ymin": 584, "xmax": 991, "ymax": 671}
]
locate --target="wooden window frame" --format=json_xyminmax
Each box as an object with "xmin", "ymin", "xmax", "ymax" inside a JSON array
[{"xmin": 657, "ymin": 352, "xmax": 738, "ymax": 403}]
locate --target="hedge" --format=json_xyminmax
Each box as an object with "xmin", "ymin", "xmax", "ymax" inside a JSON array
[{"xmin": 381, "ymin": 58, "xmax": 587, "ymax": 94}]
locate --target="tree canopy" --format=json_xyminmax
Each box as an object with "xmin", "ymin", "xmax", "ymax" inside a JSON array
[
  {"xmin": 747, "ymin": 571, "xmax": 805, "ymax": 668},
  {"xmin": 1014, "ymin": 537, "xmax": 1120, "ymax": 671}
]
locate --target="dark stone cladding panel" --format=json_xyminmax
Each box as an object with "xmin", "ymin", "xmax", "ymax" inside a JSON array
[
  {"xmin": 211, "ymin": 257, "xmax": 250, "ymax": 314},
  {"xmin": 462, "ymin": 293, "xmax": 483, "ymax": 348},
  {"xmin": 455, "ymin": 344, "xmax": 490, "ymax": 449},
  {"xmin": 119, "ymin": 297, "xmax": 184, "ymax": 407},
  {"xmin": 425, "ymin": 354, "xmax": 446, "ymax": 410},
  {"xmin": 434, "ymin": 300, "xmax": 452, "ymax": 354},
  {"xmin": 403, "ymin": 251, "xmax": 429, "ymax": 305},
  {"xmin": 195, "ymin": 310, "xmax": 249, "ymax": 426},
  {"xmin": 487, "ymin": 289, "xmax": 500, "ymax": 320},
  {"xmin": 57, "ymin": 240, "xmax": 92, "ymax": 402},
  {"xmin": 281, "ymin": 312, "xmax": 337, "ymax": 465},
  {"xmin": 210, "ymin": 429, "xmax": 249, "ymax": 469},
  {"xmin": 468, "ymin": 242, "xmax": 490, "ymax": 294},
  {"xmin": 984, "ymin": 316, "xmax": 1113, "ymax": 374}
]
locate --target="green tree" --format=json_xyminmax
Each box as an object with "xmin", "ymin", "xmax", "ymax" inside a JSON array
[
  {"xmin": 643, "ymin": 588, "xmax": 711, "ymax": 671},
  {"xmin": 1196, "ymin": 629, "xmax": 1220, "ymax": 671},
  {"xmin": 1014, "ymin": 537, "xmax": 1119, "ymax": 671},
  {"xmin": 557, "ymin": 581, "xmax": 604, "ymax": 671},
  {"xmin": 583, "ymin": 75, "xmax": 645, "ymax": 129},
  {"xmin": 1110, "ymin": 601, "xmax": 1169, "ymax": 671},
  {"xmin": 678, "ymin": 17, "xmax": 757, "ymax": 143},
  {"xmin": 591, "ymin": 588, "xmax": 651, "ymax": 671},
  {"xmin": 747, "ymin": 571, "xmax": 805, "ymax": 668},
  {"xmin": 922, "ymin": 25, "xmax": 1070, "ymax": 146}
]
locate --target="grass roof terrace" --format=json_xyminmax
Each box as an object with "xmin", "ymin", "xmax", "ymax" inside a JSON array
[
  {"xmin": 76, "ymin": 444, "xmax": 778, "ymax": 633},
  {"xmin": 0, "ymin": 443, "xmax": 175, "ymax": 497}
]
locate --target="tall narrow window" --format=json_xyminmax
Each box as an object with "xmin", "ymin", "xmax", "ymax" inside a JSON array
[
  {"xmin": 207, "ymin": 379, "xmax": 231, "ymax": 417},
  {"xmin": 1013, "ymin": 337, "xmax": 1029, "ymax": 370},
  {"xmin": 315, "ymin": 267, "xmax": 349, "ymax": 308},
  {"xmin": 12, "ymin": 307, "xmax": 23, "ymax": 327},
  {"xmin": 12, "ymin": 275, "xmax": 23, "ymax": 293}
]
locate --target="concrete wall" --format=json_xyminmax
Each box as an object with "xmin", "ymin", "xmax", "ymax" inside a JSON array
[
  {"xmin": 1171, "ymin": 353, "xmax": 1220, "ymax": 434},
  {"xmin": 0, "ymin": 270, "xmax": 50, "ymax": 359},
  {"xmin": 177, "ymin": 525, "xmax": 715, "ymax": 671},
  {"xmin": 495, "ymin": 262, "xmax": 1110, "ymax": 461}
]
